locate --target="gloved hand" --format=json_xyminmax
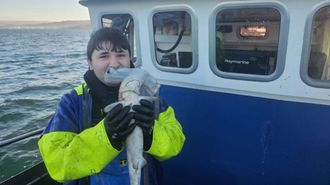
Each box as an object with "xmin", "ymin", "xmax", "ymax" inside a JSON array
[
  {"xmin": 132, "ymin": 99, "xmax": 155, "ymax": 151},
  {"xmin": 104, "ymin": 103, "xmax": 135, "ymax": 151}
]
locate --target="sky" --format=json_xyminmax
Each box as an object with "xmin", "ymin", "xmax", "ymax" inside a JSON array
[{"xmin": 0, "ymin": 0, "xmax": 89, "ymax": 21}]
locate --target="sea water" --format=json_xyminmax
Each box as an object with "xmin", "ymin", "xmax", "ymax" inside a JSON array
[{"xmin": 0, "ymin": 28, "xmax": 90, "ymax": 182}]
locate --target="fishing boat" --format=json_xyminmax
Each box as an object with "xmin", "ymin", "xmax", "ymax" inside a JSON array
[{"xmin": 2, "ymin": 0, "xmax": 330, "ymax": 184}]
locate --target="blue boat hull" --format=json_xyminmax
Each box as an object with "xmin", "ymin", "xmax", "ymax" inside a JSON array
[{"xmin": 160, "ymin": 84, "xmax": 330, "ymax": 185}]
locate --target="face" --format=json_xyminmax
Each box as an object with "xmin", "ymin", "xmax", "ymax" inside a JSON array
[{"xmin": 88, "ymin": 41, "xmax": 130, "ymax": 85}]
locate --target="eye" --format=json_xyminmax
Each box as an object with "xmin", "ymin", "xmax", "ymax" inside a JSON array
[
  {"xmin": 99, "ymin": 54, "xmax": 108, "ymax": 59},
  {"xmin": 117, "ymin": 54, "xmax": 127, "ymax": 58}
]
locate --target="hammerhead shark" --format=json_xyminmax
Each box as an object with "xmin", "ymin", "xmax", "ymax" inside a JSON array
[{"xmin": 104, "ymin": 68, "xmax": 159, "ymax": 185}]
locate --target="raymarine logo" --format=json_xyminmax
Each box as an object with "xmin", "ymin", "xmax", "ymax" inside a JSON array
[{"xmin": 224, "ymin": 59, "xmax": 250, "ymax": 65}]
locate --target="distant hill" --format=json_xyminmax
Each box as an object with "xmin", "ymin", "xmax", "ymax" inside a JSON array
[{"xmin": 0, "ymin": 20, "xmax": 91, "ymax": 30}]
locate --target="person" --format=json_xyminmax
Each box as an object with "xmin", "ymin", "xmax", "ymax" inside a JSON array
[{"xmin": 38, "ymin": 27, "xmax": 186, "ymax": 185}]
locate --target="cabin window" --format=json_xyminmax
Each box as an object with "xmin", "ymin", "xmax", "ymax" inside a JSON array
[
  {"xmin": 211, "ymin": 5, "xmax": 288, "ymax": 81},
  {"xmin": 101, "ymin": 14, "xmax": 138, "ymax": 63},
  {"xmin": 151, "ymin": 10, "xmax": 197, "ymax": 73},
  {"xmin": 307, "ymin": 6, "xmax": 330, "ymax": 82}
]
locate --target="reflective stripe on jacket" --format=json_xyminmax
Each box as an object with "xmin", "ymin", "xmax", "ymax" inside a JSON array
[{"xmin": 38, "ymin": 83, "xmax": 185, "ymax": 185}]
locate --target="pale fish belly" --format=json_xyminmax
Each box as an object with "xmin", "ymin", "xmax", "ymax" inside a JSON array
[
  {"xmin": 120, "ymin": 79, "xmax": 146, "ymax": 185},
  {"xmin": 126, "ymin": 126, "xmax": 146, "ymax": 185}
]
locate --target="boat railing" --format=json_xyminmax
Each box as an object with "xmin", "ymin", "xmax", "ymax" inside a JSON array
[
  {"xmin": 0, "ymin": 128, "xmax": 44, "ymax": 148},
  {"xmin": 0, "ymin": 128, "xmax": 61, "ymax": 185}
]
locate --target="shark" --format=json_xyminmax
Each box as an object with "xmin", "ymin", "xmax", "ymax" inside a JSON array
[{"xmin": 104, "ymin": 68, "xmax": 160, "ymax": 185}]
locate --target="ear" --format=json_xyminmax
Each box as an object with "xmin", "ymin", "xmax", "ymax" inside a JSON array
[{"xmin": 87, "ymin": 59, "xmax": 93, "ymax": 70}]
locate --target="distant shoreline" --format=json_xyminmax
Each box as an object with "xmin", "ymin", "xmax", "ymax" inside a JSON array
[{"xmin": 0, "ymin": 20, "xmax": 91, "ymax": 30}]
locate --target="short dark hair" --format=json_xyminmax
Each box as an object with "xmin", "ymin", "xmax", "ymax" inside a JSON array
[{"xmin": 87, "ymin": 27, "xmax": 131, "ymax": 61}]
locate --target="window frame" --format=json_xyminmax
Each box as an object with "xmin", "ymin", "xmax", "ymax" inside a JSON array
[
  {"xmin": 209, "ymin": 2, "xmax": 289, "ymax": 81},
  {"xmin": 148, "ymin": 5, "xmax": 198, "ymax": 74},
  {"xmin": 98, "ymin": 11, "xmax": 141, "ymax": 67},
  {"xmin": 300, "ymin": 2, "xmax": 330, "ymax": 88}
]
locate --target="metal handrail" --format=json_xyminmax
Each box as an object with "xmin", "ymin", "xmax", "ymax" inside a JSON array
[{"xmin": 0, "ymin": 128, "xmax": 44, "ymax": 148}]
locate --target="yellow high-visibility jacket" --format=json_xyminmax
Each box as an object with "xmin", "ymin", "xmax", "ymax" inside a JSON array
[{"xmin": 38, "ymin": 83, "xmax": 185, "ymax": 184}]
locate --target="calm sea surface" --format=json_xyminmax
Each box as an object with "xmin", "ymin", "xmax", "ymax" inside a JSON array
[{"xmin": 0, "ymin": 29, "xmax": 90, "ymax": 182}]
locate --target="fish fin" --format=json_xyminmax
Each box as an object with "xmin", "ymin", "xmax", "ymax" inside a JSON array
[
  {"xmin": 140, "ymin": 158, "xmax": 147, "ymax": 168},
  {"xmin": 138, "ymin": 96, "xmax": 158, "ymax": 102}
]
